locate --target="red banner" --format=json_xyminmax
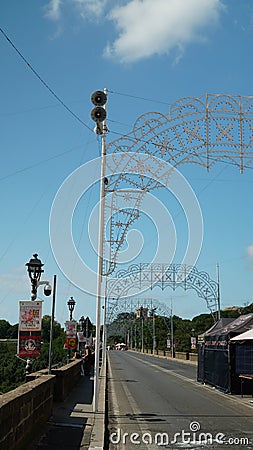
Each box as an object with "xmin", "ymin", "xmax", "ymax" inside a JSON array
[
  {"xmin": 18, "ymin": 332, "xmax": 41, "ymax": 357},
  {"xmin": 65, "ymin": 337, "xmax": 76, "ymax": 349}
]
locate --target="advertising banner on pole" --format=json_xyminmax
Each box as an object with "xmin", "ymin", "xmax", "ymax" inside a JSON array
[
  {"xmin": 65, "ymin": 320, "xmax": 77, "ymax": 349},
  {"xmin": 18, "ymin": 301, "xmax": 43, "ymax": 358},
  {"xmin": 191, "ymin": 336, "xmax": 197, "ymax": 350},
  {"xmin": 18, "ymin": 333, "xmax": 42, "ymax": 357},
  {"xmin": 19, "ymin": 301, "xmax": 42, "ymax": 331}
]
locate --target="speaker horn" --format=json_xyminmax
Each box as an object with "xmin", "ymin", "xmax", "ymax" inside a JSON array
[
  {"xmin": 91, "ymin": 90, "xmax": 107, "ymax": 106},
  {"xmin": 91, "ymin": 106, "xmax": 106, "ymax": 122}
]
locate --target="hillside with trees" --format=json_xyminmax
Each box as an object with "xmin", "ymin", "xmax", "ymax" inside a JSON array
[
  {"xmin": 0, "ymin": 316, "xmax": 67, "ymax": 394},
  {"xmin": 1, "ymin": 303, "xmax": 253, "ymax": 393},
  {"xmin": 107, "ymin": 303, "xmax": 253, "ymax": 352}
]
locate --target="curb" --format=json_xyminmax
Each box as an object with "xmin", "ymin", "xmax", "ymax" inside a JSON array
[{"xmin": 87, "ymin": 356, "xmax": 107, "ymax": 450}]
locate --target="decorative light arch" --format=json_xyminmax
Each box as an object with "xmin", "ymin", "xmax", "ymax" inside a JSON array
[
  {"xmin": 106, "ymin": 263, "xmax": 219, "ymax": 322},
  {"xmin": 103, "ymin": 94, "xmax": 253, "ymax": 275},
  {"xmin": 106, "ymin": 297, "xmax": 171, "ymax": 337}
]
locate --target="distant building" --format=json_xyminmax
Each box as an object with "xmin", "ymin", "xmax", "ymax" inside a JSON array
[
  {"xmin": 223, "ymin": 306, "xmax": 242, "ymax": 312},
  {"xmin": 136, "ymin": 307, "xmax": 149, "ymax": 319}
]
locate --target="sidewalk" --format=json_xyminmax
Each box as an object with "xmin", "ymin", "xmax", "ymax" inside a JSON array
[{"xmin": 27, "ymin": 374, "xmax": 95, "ymax": 449}]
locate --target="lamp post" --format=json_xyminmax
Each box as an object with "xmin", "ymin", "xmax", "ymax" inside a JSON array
[
  {"xmin": 24, "ymin": 254, "xmax": 54, "ymax": 375},
  {"xmin": 79, "ymin": 315, "xmax": 85, "ymax": 353},
  {"xmin": 67, "ymin": 296, "xmax": 76, "ymax": 321},
  {"xmin": 26, "ymin": 254, "xmax": 44, "ymax": 300},
  {"xmin": 79, "ymin": 315, "xmax": 85, "ymax": 330},
  {"xmin": 67, "ymin": 297, "xmax": 76, "ymax": 362}
]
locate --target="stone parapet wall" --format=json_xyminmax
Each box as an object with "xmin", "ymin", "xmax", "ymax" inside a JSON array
[
  {"xmin": 51, "ymin": 359, "xmax": 82, "ymax": 401},
  {"xmin": 0, "ymin": 360, "xmax": 82, "ymax": 449},
  {"xmin": 0, "ymin": 375, "xmax": 55, "ymax": 450},
  {"xmin": 131, "ymin": 348, "xmax": 197, "ymax": 364},
  {"xmin": 26, "ymin": 359, "xmax": 82, "ymax": 401}
]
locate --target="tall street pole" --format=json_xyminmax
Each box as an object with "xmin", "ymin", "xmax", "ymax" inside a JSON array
[
  {"xmin": 170, "ymin": 297, "xmax": 174, "ymax": 358},
  {"xmin": 141, "ymin": 316, "xmax": 144, "ymax": 353},
  {"xmin": 48, "ymin": 275, "xmax": 57, "ymax": 374},
  {"xmin": 152, "ymin": 308, "xmax": 157, "ymax": 354},
  {"xmin": 216, "ymin": 263, "xmax": 221, "ymax": 321},
  {"xmin": 94, "ymin": 88, "xmax": 108, "ymax": 413}
]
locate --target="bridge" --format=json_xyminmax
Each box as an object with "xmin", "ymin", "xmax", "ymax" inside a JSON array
[{"xmin": 2, "ymin": 93, "xmax": 253, "ymax": 448}]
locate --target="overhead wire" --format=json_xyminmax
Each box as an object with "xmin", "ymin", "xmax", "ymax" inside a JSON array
[
  {"xmin": 1, "ymin": 27, "xmax": 252, "ymax": 172},
  {"xmin": 107, "ymin": 89, "xmax": 171, "ymax": 106},
  {"xmin": 0, "ymin": 144, "xmax": 85, "ymax": 182},
  {"xmin": 0, "ymin": 27, "xmax": 93, "ymax": 133}
]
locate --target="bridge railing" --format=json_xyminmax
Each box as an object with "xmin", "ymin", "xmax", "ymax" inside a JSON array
[
  {"xmin": 132, "ymin": 348, "xmax": 198, "ymax": 363},
  {"xmin": 0, "ymin": 359, "xmax": 83, "ymax": 450}
]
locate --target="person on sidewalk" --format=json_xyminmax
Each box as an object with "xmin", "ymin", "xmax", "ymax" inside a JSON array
[{"xmin": 82, "ymin": 345, "xmax": 92, "ymax": 376}]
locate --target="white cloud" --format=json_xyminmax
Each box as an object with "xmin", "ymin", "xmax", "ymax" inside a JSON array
[
  {"xmin": 45, "ymin": 0, "xmax": 108, "ymax": 21},
  {"xmin": 44, "ymin": 0, "xmax": 225, "ymax": 63},
  {"xmin": 246, "ymin": 244, "xmax": 253, "ymax": 259},
  {"xmin": 73, "ymin": 0, "xmax": 108, "ymax": 18},
  {"xmin": 104, "ymin": 0, "xmax": 225, "ymax": 63},
  {"xmin": 45, "ymin": 0, "xmax": 62, "ymax": 21}
]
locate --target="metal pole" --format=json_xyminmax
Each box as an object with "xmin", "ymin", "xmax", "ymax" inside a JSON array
[
  {"xmin": 141, "ymin": 317, "xmax": 144, "ymax": 353},
  {"xmin": 170, "ymin": 298, "xmax": 174, "ymax": 358},
  {"xmin": 94, "ymin": 88, "xmax": 108, "ymax": 413},
  {"xmin": 102, "ymin": 278, "xmax": 108, "ymax": 367},
  {"xmin": 216, "ymin": 263, "xmax": 221, "ymax": 321},
  {"xmin": 153, "ymin": 312, "xmax": 156, "ymax": 354},
  {"xmin": 102, "ymin": 307, "xmax": 107, "ymax": 366},
  {"xmin": 48, "ymin": 275, "xmax": 56, "ymax": 374}
]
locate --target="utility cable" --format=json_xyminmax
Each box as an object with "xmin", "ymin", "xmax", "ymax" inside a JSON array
[
  {"xmin": 0, "ymin": 27, "xmax": 93, "ymax": 132},
  {"xmin": 1, "ymin": 28, "xmax": 252, "ymax": 173}
]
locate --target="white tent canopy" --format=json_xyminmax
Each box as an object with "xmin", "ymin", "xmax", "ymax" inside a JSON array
[{"xmin": 230, "ymin": 328, "xmax": 253, "ymax": 341}]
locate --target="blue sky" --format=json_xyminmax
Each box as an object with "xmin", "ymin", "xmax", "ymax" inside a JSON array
[{"xmin": 1, "ymin": 0, "xmax": 253, "ymax": 327}]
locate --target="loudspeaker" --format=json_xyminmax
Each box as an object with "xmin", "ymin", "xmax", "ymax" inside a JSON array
[
  {"xmin": 91, "ymin": 90, "xmax": 107, "ymax": 106},
  {"xmin": 91, "ymin": 106, "xmax": 106, "ymax": 122}
]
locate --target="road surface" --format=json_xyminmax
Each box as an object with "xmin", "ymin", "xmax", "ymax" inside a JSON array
[{"xmin": 107, "ymin": 350, "xmax": 253, "ymax": 449}]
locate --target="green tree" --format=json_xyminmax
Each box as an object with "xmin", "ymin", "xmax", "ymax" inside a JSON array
[
  {"xmin": 0, "ymin": 320, "xmax": 13, "ymax": 338},
  {"xmin": 0, "ymin": 316, "xmax": 67, "ymax": 392}
]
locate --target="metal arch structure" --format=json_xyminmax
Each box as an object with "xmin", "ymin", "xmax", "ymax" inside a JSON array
[
  {"xmin": 103, "ymin": 94, "xmax": 253, "ymax": 275},
  {"xmin": 107, "ymin": 296, "xmax": 171, "ymax": 324},
  {"xmin": 106, "ymin": 263, "xmax": 219, "ymax": 323},
  {"xmin": 106, "ymin": 297, "xmax": 171, "ymax": 336}
]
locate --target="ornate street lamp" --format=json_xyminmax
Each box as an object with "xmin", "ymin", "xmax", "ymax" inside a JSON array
[
  {"xmin": 26, "ymin": 253, "xmax": 44, "ymax": 300},
  {"xmin": 79, "ymin": 315, "xmax": 85, "ymax": 331},
  {"xmin": 67, "ymin": 296, "xmax": 76, "ymax": 320}
]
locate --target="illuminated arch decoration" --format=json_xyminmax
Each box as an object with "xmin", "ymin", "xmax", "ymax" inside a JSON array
[
  {"xmin": 107, "ymin": 297, "xmax": 171, "ymax": 322},
  {"xmin": 106, "ymin": 263, "xmax": 219, "ymax": 322},
  {"xmin": 103, "ymin": 94, "xmax": 253, "ymax": 276},
  {"xmin": 106, "ymin": 297, "xmax": 170, "ymax": 336}
]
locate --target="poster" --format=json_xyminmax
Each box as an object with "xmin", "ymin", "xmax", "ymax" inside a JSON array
[
  {"xmin": 65, "ymin": 337, "xmax": 76, "ymax": 349},
  {"xmin": 17, "ymin": 301, "xmax": 43, "ymax": 358},
  {"xmin": 19, "ymin": 301, "xmax": 42, "ymax": 331},
  {"xmin": 191, "ymin": 336, "xmax": 197, "ymax": 350},
  {"xmin": 65, "ymin": 320, "xmax": 77, "ymax": 349},
  {"xmin": 18, "ymin": 332, "xmax": 41, "ymax": 357}
]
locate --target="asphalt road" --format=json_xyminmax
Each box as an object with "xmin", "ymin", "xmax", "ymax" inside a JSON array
[{"xmin": 107, "ymin": 351, "xmax": 253, "ymax": 449}]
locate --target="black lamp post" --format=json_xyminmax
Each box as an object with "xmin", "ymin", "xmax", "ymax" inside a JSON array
[
  {"xmin": 79, "ymin": 315, "xmax": 85, "ymax": 331},
  {"xmin": 26, "ymin": 254, "xmax": 44, "ymax": 300},
  {"xmin": 67, "ymin": 297, "xmax": 76, "ymax": 362},
  {"xmin": 67, "ymin": 296, "xmax": 76, "ymax": 320}
]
